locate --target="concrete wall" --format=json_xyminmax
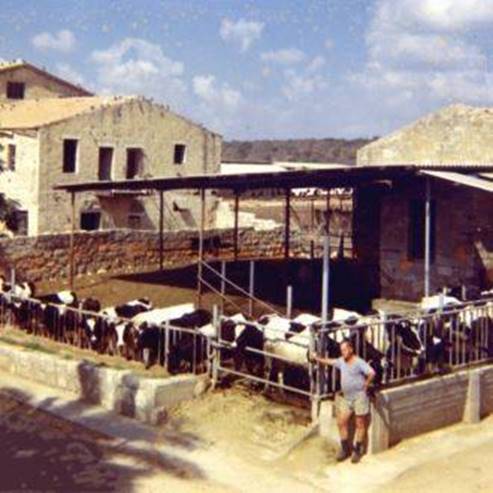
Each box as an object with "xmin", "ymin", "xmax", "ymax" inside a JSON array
[
  {"xmin": 0, "ymin": 227, "xmax": 321, "ymax": 282},
  {"xmin": 363, "ymin": 179, "xmax": 493, "ymax": 301},
  {"xmin": 0, "ymin": 342, "xmax": 208, "ymax": 425},
  {"xmin": 357, "ymin": 104, "xmax": 493, "ymax": 166},
  {"xmin": 0, "ymin": 131, "xmax": 40, "ymax": 235},
  {"xmin": 38, "ymin": 98, "xmax": 221, "ymax": 234},
  {"xmin": 369, "ymin": 365, "xmax": 493, "ymax": 453},
  {"xmin": 0, "ymin": 65, "xmax": 88, "ymax": 101}
]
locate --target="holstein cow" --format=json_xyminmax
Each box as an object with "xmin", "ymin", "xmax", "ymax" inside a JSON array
[
  {"xmin": 131, "ymin": 303, "xmax": 196, "ymax": 369},
  {"xmin": 0, "ymin": 276, "xmax": 36, "ymax": 329},
  {"xmin": 101, "ymin": 298, "xmax": 153, "ymax": 356}
]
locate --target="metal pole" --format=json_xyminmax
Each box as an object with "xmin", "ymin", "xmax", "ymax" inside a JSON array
[
  {"xmin": 197, "ymin": 188, "xmax": 206, "ymax": 307},
  {"xmin": 321, "ymin": 235, "xmax": 330, "ymax": 325},
  {"xmin": 248, "ymin": 260, "xmax": 255, "ymax": 316},
  {"xmin": 234, "ymin": 191, "xmax": 240, "ymax": 261},
  {"xmin": 284, "ymin": 188, "xmax": 291, "ymax": 259},
  {"xmin": 69, "ymin": 191, "xmax": 76, "ymax": 291},
  {"xmin": 286, "ymin": 285, "xmax": 293, "ymax": 319},
  {"xmin": 424, "ymin": 178, "xmax": 431, "ymax": 298},
  {"xmin": 220, "ymin": 261, "xmax": 226, "ymax": 313},
  {"xmin": 159, "ymin": 190, "xmax": 164, "ymax": 271}
]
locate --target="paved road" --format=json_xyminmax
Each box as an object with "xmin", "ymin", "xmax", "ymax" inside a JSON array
[{"xmin": 0, "ymin": 390, "xmax": 148, "ymax": 492}]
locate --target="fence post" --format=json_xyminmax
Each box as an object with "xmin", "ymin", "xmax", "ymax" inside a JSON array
[
  {"xmin": 309, "ymin": 324, "xmax": 320, "ymax": 422},
  {"xmin": 164, "ymin": 320, "xmax": 170, "ymax": 371},
  {"xmin": 248, "ymin": 260, "xmax": 255, "ymax": 317},
  {"xmin": 220, "ymin": 261, "xmax": 226, "ymax": 313},
  {"xmin": 211, "ymin": 304, "xmax": 220, "ymax": 387},
  {"xmin": 286, "ymin": 285, "xmax": 293, "ymax": 319}
]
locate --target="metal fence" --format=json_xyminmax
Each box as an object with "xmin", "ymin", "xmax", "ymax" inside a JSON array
[{"xmin": 0, "ymin": 294, "xmax": 211, "ymax": 375}]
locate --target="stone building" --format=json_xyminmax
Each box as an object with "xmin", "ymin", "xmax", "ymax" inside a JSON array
[
  {"xmin": 0, "ymin": 95, "xmax": 221, "ymax": 236},
  {"xmin": 0, "ymin": 60, "xmax": 91, "ymax": 101},
  {"xmin": 355, "ymin": 104, "xmax": 493, "ymax": 301}
]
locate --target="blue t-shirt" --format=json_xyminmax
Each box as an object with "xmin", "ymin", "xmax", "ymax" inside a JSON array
[{"xmin": 334, "ymin": 356, "xmax": 373, "ymax": 399}]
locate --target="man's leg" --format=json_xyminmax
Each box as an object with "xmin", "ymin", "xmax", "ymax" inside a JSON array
[
  {"xmin": 351, "ymin": 394, "xmax": 370, "ymax": 464},
  {"xmin": 335, "ymin": 395, "xmax": 353, "ymax": 461}
]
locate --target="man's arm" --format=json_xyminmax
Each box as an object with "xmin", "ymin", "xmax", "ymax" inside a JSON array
[
  {"xmin": 309, "ymin": 353, "xmax": 338, "ymax": 366},
  {"xmin": 363, "ymin": 366, "xmax": 376, "ymax": 391}
]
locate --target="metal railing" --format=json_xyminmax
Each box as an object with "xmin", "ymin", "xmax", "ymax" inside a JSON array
[{"xmin": 0, "ymin": 294, "xmax": 211, "ymax": 375}]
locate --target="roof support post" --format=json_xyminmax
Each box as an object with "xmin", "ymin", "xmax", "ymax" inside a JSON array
[
  {"xmin": 197, "ymin": 188, "xmax": 206, "ymax": 308},
  {"xmin": 159, "ymin": 190, "xmax": 164, "ymax": 271},
  {"xmin": 321, "ymin": 189, "xmax": 331, "ymax": 325},
  {"xmin": 234, "ymin": 191, "xmax": 240, "ymax": 261},
  {"xmin": 69, "ymin": 191, "xmax": 76, "ymax": 291},
  {"xmin": 424, "ymin": 177, "xmax": 432, "ymax": 298},
  {"xmin": 284, "ymin": 188, "xmax": 291, "ymax": 259}
]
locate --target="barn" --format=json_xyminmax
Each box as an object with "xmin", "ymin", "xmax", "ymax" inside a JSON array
[{"xmin": 355, "ymin": 104, "xmax": 493, "ymax": 301}]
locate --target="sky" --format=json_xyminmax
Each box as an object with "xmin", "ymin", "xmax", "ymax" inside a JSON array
[{"xmin": 1, "ymin": 0, "xmax": 493, "ymax": 140}]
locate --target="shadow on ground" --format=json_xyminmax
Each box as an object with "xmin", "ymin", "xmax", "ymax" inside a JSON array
[{"xmin": 0, "ymin": 386, "xmax": 207, "ymax": 492}]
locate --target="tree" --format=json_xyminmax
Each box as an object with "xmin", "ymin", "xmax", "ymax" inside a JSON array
[{"xmin": 0, "ymin": 193, "xmax": 20, "ymax": 232}]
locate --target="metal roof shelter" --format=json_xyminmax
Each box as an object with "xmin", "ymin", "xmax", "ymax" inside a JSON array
[{"xmin": 55, "ymin": 163, "xmax": 493, "ymax": 310}]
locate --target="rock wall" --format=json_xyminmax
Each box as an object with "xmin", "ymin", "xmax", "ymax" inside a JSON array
[{"xmin": 0, "ymin": 227, "xmax": 341, "ymax": 282}]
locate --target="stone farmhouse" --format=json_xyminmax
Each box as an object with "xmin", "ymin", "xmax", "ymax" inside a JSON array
[
  {"xmin": 0, "ymin": 61, "xmax": 222, "ymax": 236},
  {"xmin": 355, "ymin": 104, "xmax": 493, "ymax": 301}
]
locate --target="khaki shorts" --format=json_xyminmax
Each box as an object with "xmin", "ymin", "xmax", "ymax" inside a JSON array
[{"xmin": 336, "ymin": 391, "xmax": 370, "ymax": 416}]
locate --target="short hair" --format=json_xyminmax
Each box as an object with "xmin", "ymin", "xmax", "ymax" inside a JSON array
[{"xmin": 340, "ymin": 338, "xmax": 354, "ymax": 349}]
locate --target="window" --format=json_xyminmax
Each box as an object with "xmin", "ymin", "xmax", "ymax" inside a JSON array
[
  {"xmin": 63, "ymin": 139, "xmax": 78, "ymax": 173},
  {"xmin": 7, "ymin": 144, "xmax": 16, "ymax": 171},
  {"xmin": 128, "ymin": 213, "xmax": 142, "ymax": 229},
  {"xmin": 126, "ymin": 148, "xmax": 144, "ymax": 179},
  {"xmin": 98, "ymin": 147, "xmax": 113, "ymax": 181},
  {"xmin": 6, "ymin": 81, "xmax": 25, "ymax": 99},
  {"xmin": 80, "ymin": 211, "xmax": 101, "ymax": 231},
  {"xmin": 408, "ymin": 199, "xmax": 436, "ymax": 261},
  {"xmin": 173, "ymin": 144, "xmax": 186, "ymax": 164},
  {"xmin": 13, "ymin": 210, "xmax": 28, "ymax": 235}
]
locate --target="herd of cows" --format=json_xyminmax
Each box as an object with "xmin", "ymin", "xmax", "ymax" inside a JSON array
[{"xmin": 1, "ymin": 274, "xmax": 493, "ymax": 393}]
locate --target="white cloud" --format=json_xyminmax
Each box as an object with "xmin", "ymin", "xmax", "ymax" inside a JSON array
[
  {"xmin": 90, "ymin": 38, "xmax": 186, "ymax": 107},
  {"xmin": 32, "ymin": 29, "xmax": 76, "ymax": 53},
  {"xmin": 306, "ymin": 55, "xmax": 326, "ymax": 73},
  {"xmin": 220, "ymin": 18, "xmax": 264, "ymax": 52},
  {"xmin": 354, "ymin": 0, "xmax": 493, "ymax": 110},
  {"xmin": 282, "ymin": 69, "xmax": 328, "ymax": 101},
  {"xmin": 55, "ymin": 63, "xmax": 85, "ymax": 87},
  {"xmin": 193, "ymin": 74, "xmax": 242, "ymax": 111},
  {"xmin": 260, "ymin": 48, "xmax": 305, "ymax": 65}
]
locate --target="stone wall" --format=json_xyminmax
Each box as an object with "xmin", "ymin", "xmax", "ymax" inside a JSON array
[
  {"xmin": 0, "ymin": 227, "xmax": 331, "ymax": 282},
  {"xmin": 371, "ymin": 179, "xmax": 493, "ymax": 301}
]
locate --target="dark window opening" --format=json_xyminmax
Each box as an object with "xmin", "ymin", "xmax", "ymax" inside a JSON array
[
  {"xmin": 6, "ymin": 81, "xmax": 25, "ymax": 99},
  {"xmin": 126, "ymin": 148, "xmax": 144, "ymax": 179},
  {"xmin": 173, "ymin": 144, "xmax": 186, "ymax": 165},
  {"xmin": 408, "ymin": 199, "xmax": 436, "ymax": 261},
  {"xmin": 13, "ymin": 210, "xmax": 28, "ymax": 235},
  {"xmin": 63, "ymin": 139, "xmax": 78, "ymax": 173},
  {"xmin": 98, "ymin": 147, "xmax": 113, "ymax": 181},
  {"xmin": 128, "ymin": 213, "xmax": 142, "ymax": 229},
  {"xmin": 7, "ymin": 144, "xmax": 16, "ymax": 171},
  {"xmin": 80, "ymin": 211, "xmax": 101, "ymax": 231}
]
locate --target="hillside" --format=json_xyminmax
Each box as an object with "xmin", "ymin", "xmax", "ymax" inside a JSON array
[{"xmin": 222, "ymin": 137, "xmax": 375, "ymax": 165}]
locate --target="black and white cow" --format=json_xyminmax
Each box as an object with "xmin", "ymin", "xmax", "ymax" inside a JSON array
[{"xmin": 35, "ymin": 290, "xmax": 79, "ymax": 340}]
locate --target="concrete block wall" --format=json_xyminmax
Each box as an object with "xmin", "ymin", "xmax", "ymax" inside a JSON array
[
  {"xmin": 0, "ymin": 343, "xmax": 208, "ymax": 425},
  {"xmin": 0, "ymin": 227, "xmax": 325, "ymax": 282},
  {"xmin": 369, "ymin": 365, "xmax": 493, "ymax": 453}
]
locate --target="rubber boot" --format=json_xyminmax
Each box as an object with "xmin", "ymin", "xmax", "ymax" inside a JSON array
[
  {"xmin": 336, "ymin": 439, "xmax": 351, "ymax": 462},
  {"xmin": 351, "ymin": 442, "xmax": 364, "ymax": 464}
]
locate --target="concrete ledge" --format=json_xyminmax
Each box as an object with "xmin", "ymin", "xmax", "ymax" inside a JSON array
[{"xmin": 0, "ymin": 343, "xmax": 209, "ymax": 425}]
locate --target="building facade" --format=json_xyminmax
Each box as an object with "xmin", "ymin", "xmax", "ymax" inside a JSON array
[
  {"xmin": 0, "ymin": 60, "xmax": 91, "ymax": 101},
  {"xmin": 0, "ymin": 95, "xmax": 221, "ymax": 236},
  {"xmin": 355, "ymin": 104, "xmax": 493, "ymax": 301}
]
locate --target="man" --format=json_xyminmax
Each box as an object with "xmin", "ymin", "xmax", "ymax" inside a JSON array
[{"xmin": 312, "ymin": 338, "xmax": 375, "ymax": 464}]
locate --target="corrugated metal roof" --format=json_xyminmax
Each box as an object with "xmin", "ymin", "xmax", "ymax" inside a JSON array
[{"xmin": 421, "ymin": 170, "xmax": 493, "ymax": 193}]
